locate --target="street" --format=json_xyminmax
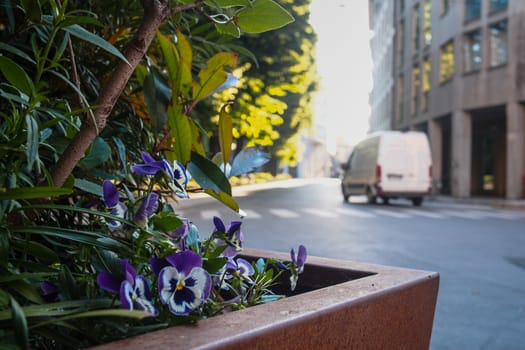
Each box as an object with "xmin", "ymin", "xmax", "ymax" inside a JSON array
[{"xmin": 175, "ymin": 178, "xmax": 525, "ymax": 350}]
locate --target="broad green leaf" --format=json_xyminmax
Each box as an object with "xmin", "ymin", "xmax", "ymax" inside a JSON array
[
  {"xmin": 151, "ymin": 212, "xmax": 183, "ymax": 232},
  {"xmin": 205, "ymin": 0, "xmax": 251, "ymax": 7},
  {"xmin": 21, "ymin": 0, "xmax": 42, "ymax": 22},
  {"xmin": 193, "ymin": 52, "xmax": 237, "ymax": 102},
  {"xmin": 0, "ymin": 186, "xmax": 72, "ymax": 200},
  {"xmin": 62, "ymin": 25, "xmax": 129, "ymax": 64},
  {"xmin": 166, "ymin": 106, "xmax": 192, "ymax": 165},
  {"xmin": 203, "ymin": 257, "xmax": 228, "ymax": 274},
  {"xmin": 0, "ymin": 56, "xmax": 34, "ymax": 95},
  {"xmin": 236, "ymin": 0, "xmax": 294, "ymax": 33},
  {"xmin": 156, "ymin": 32, "xmax": 192, "ymax": 98},
  {"xmin": 218, "ymin": 103, "xmax": 233, "ymax": 169},
  {"xmin": 204, "ymin": 189, "xmax": 239, "ymax": 212},
  {"xmin": 143, "ymin": 69, "xmax": 170, "ymax": 133},
  {"xmin": 9, "ymin": 296, "xmax": 28, "ymax": 350},
  {"xmin": 215, "ymin": 22, "xmax": 241, "ymax": 37},
  {"xmin": 187, "ymin": 151, "xmax": 231, "ymax": 195},
  {"xmin": 79, "ymin": 137, "xmax": 111, "ymax": 169}
]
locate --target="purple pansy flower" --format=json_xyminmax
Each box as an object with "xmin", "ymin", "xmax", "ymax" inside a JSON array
[
  {"xmin": 40, "ymin": 281, "xmax": 59, "ymax": 302},
  {"xmin": 225, "ymin": 258, "xmax": 254, "ymax": 282},
  {"xmin": 157, "ymin": 251, "xmax": 211, "ymax": 316},
  {"xmin": 291, "ymin": 245, "xmax": 307, "ymax": 274},
  {"xmin": 133, "ymin": 192, "xmax": 159, "ymax": 228},
  {"xmin": 102, "ymin": 180, "xmax": 128, "ymax": 231},
  {"xmin": 131, "ymin": 152, "xmax": 190, "ymax": 199},
  {"xmin": 213, "ymin": 216, "xmax": 244, "ymax": 258},
  {"xmin": 96, "ymin": 259, "xmax": 158, "ymax": 316}
]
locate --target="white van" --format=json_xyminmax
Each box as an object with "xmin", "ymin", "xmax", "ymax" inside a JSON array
[{"xmin": 341, "ymin": 131, "xmax": 432, "ymax": 206}]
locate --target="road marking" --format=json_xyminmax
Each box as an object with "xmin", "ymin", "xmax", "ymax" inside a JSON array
[
  {"xmin": 241, "ymin": 209, "xmax": 262, "ymax": 219},
  {"xmin": 439, "ymin": 210, "xmax": 483, "ymax": 220},
  {"xmin": 269, "ymin": 208, "xmax": 300, "ymax": 218},
  {"xmin": 401, "ymin": 209, "xmax": 446, "ymax": 219},
  {"xmin": 302, "ymin": 208, "xmax": 338, "ymax": 218},
  {"xmin": 372, "ymin": 208, "xmax": 412, "ymax": 218},
  {"xmin": 336, "ymin": 207, "xmax": 376, "ymax": 218},
  {"xmin": 200, "ymin": 209, "xmax": 221, "ymax": 220}
]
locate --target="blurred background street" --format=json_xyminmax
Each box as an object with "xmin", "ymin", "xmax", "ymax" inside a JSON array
[{"xmin": 176, "ymin": 178, "xmax": 525, "ymax": 350}]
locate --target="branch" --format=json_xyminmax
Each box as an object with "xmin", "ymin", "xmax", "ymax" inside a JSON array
[{"xmin": 50, "ymin": 1, "xmax": 202, "ymax": 187}]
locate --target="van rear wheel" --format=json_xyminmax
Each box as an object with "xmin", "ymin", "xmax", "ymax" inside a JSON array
[
  {"xmin": 366, "ymin": 189, "xmax": 376, "ymax": 204},
  {"xmin": 341, "ymin": 184, "xmax": 350, "ymax": 202},
  {"xmin": 412, "ymin": 197, "xmax": 423, "ymax": 206}
]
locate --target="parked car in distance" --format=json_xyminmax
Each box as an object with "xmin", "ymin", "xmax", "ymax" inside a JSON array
[{"xmin": 341, "ymin": 131, "xmax": 432, "ymax": 206}]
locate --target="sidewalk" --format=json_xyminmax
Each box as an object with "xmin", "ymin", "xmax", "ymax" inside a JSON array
[{"xmin": 427, "ymin": 194, "xmax": 525, "ymax": 210}]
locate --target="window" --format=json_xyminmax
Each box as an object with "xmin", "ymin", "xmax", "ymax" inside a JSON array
[
  {"xmin": 441, "ymin": 0, "xmax": 449, "ymax": 16},
  {"xmin": 489, "ymin": 0, "xmax": 508, "ymax": 13},
  {"xmin": 423, "ymin": 0, "xmax": 432, "ymax": 48},
  {"xmin": 465, "ymin": 0, "xmax": 481, "ymax": 22},
  {"xmin": 440, "ymin": 41, "xmax": 455, "ymax": 83},
  {"xmin": 411, "ymin": 65, "xmax": 421, "ymax": 115},
  {"xmin": 422, "ymin": 57, "xmax": 431, "ymax": 112},
  {"xmin": 412, "ymin": 4, "xmax": 421, "ymax": 54},
  {"xmin": 489, "ymin": 21, "xmax": 508, "ymax": 67},
  {"xmin": 397, "ymin": 20, "xmax": 405, "ymax": 69},
  {"xmin": 463, "ymin": 29, "xmax": 482, "ymax": 72}
]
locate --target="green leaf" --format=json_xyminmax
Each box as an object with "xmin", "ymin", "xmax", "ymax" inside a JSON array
[
  {"xmin": 25, "ymin": 113, "xmax": 39, "ymax": 171},
  {"xmin": 79, "ymin": 137, "xmax": 111, "ymax": 169},
  {"xmin": 204, "ymin": 189, "xmax": 239, "ymax": 212},
  {"xmin": 166, "ymin": 107, "xmax": 192, "ymax": 165},
  {"xmin": 215, "ymin": 22, "xmax": 241, "ymax": 37},
  {"xmin": 143, "ymin": 69, "xmax": 170, "ymax": 133},
  {"xmin": 203, "ymin": 257, "xmax": 228, "ymax": 274},
  {"xmin": 10, "ymin": 280, "xmax": 44, "ymax": 304},
  {"xmin": 0, "ymin": 56, "xmax": 34, "ymax": 95},
  {"xmin": 218, "ymin": 103, "xmax": 233, "ymax": 169},
  {"xmin": 9, "ymin": 296, "xmax": 28, "ymax": 350},
  {"xmin": 10, "ymin": 239, "xmax": 59, "ymax": 263},
  {"xmin": 0, "ymin": 186, "xmax": 72, "ymax": 200},
  {"xmin": 62, "ymin": 25, "xmax": 129, "ymax": 64},
  {"xmin": 0, "ymin": 42, "xmax": 36, "ymax": 64},
  {"xmin": 205, "ymin": 0, "xmax": 251, "ymax": 7},
  {"xmin": 156, "ymin": 31, "xmax": 192, "ymax": 98},
  {"xmin": 73, "ymin": 178, "xmax": 103, "ymax": 196},
  {"xmin": 57, "ymin": 16, "xmax": 101, "ymax": 29},
  {"xmin": 188, "ymin": 151, "xmax": 231, "ymax": 195},
  {"xmin": 151, "ymin": 212, "xmax": 183, "ymax": 232},
  {"xmin": 58, "ymin": 265, "xmax": 78, "ymax": 300},
  {"xmin": 21, "ymin": 0, "xmax": 42, "ymax": 23},
  {"xmin": 112, "ymin": 137, "xmax": 127, "ymax": 175},
  {"xmin": 193, "ymin": 52, "xmax": 237, "ymax": 102},
  {"xmin": 0, "ymin": 232, "xmax": 8, "ymax": 268},
  {"xmin": 236, "ymin": 0, "xmax": 294, "ymax": 33}
]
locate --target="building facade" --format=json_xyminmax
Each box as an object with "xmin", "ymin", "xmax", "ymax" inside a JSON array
[{"xmin": 369, "ymin": 0, "xmax": 525, "ymax": 199}]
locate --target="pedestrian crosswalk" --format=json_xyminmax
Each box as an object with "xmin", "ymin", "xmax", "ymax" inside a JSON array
[{"xmin": 185, "ymin": 206, "xmax": 525, "ymax": 222}]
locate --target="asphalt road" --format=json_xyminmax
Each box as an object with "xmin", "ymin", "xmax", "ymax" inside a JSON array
[{"xmin": 176, "ymin": 178, "xmax": 525, "ymax": 350}]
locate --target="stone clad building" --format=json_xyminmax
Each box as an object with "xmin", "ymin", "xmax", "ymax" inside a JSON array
[{"xmin": 368, "ymin": 0, "xmax": 525, "ymax": 199}]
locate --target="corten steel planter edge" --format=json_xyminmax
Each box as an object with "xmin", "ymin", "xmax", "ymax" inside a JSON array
[{"xmin": 91, "ymin": 248, "xmax": 439, "ymax": 350}]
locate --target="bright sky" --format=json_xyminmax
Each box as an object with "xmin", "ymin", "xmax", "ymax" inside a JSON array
[{"xmin": 309, "ymin": 0, "xmax": 373, "ymax": 154}]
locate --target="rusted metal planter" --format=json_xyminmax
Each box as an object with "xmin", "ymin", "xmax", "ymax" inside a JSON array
[{"xmin": 92, "ymin": 248, "xmax": 439, "ymax": 350}]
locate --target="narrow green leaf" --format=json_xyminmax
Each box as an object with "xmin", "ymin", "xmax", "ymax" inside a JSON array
[
  {"xmin": 166, "ymin": 107, "xmax": 192, "ymax": 165},
  {"xmin": 187, "ymin": 151, "xmax": 231, "ymax": 195},
  {"xmin": 0, "ymin": 186, "xmax": 72, "ymax": 200},
  {"xmin": 0, "ymin": 56, "xmax": 34, "ymax": 95},
  {"xmin": 9, "ymin": 296, "xmax": 28, "ymax": 350},
  {"xmin": 236, "ymin": 0, "xmax": 294, "ymax": 33},
  {"xmin": 0, "ymin": 299, "xmax": 114, "ymax": 320},
  {"xmin": 0, "ymin": 233, "xmax": 8, "ymax": 268},
  {"xmin": 10, "ymin": 239, "xmax": 59, "ymax": 263},
  {"xmin": 0, "ymin": 42, "xmax": 36, "ymax": 64},
  {"xmin": 143, "ymin": 69, "xmax": 170, "ymax": 133},
  {"xmin": 25, "ymin": 113, "xmax": 39, "ymax": 171},
  {"xmin": 10, "ymin": 280, "xmax": 44, "ymax": 304},
  {"xmin": 112, "ymin": 137, "xmax": 127, "ymax": 175},
  {"xmin": 73, "ymin": 178, "xmax": 103, "ymax": 196},
  {"xmin": 204, "ymin": 189, "xmax": 239, "ymax": 212},
  {"xmin": 62, "ymin": 25, "xmax": 129, "ymax": 64},
  {"xmin": 218, "ymin": 103, "xmax": 233, "ymax": 169},
  {"xmin": 57, "ymin": 16, "xmax": 101, "ymax": 29}
]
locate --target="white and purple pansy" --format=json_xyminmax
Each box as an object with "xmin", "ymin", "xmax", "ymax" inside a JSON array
[
  {"xmin": 131, "ymin": 152, "xmax": 191, "ymax": 199},
  {"xmin": 225, "ymin": 257, "xmax": 255, "ymax": 282},
  {"xmin": 102, "ymin": 180, "xmax": 128, "ymax": 231},
  {"xmin": 213, "ymin": 216, "xmax": 244, "ymax": 258},
  {"xmin": 96, "ymin": 259, "xmax": 158, "ymax": 316},
  {"xmin": 156, "ymin": 251, "xmax": 212, "ymax": 316}
]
